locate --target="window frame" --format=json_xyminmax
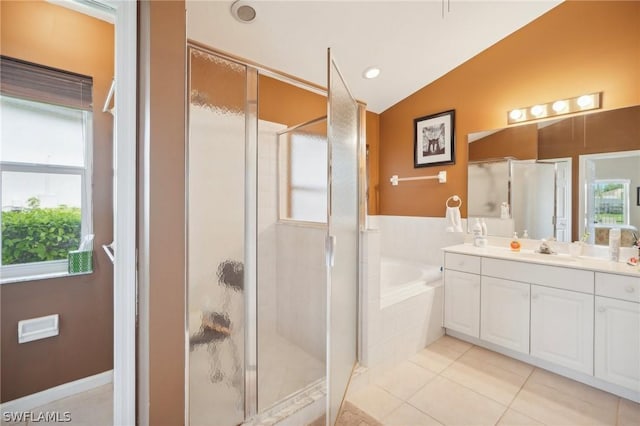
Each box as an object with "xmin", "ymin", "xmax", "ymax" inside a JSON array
[
  {"xmin": 0, "ymin": 103, "xmax": 93, "ymax": 283},
  {"xmin": 592, "ymin": 178, "xmax": 630, "ymax": 226}
]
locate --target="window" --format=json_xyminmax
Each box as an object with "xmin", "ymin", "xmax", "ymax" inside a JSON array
[
  {"xmin": 278, "ymin": 128, "xmax": 327, "ymax": 223},
  {"xmin": 592, "ymin": 179, "xmax": 630, "ymax": 225},
  {"xmin": 0, "ymin": 56, "xmax": 93, "ymax": 282}
]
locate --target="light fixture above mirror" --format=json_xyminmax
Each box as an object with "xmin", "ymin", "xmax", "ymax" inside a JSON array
[{"xmin": 507, "ymin": 92, "xmax": 601, "ymax": 124}]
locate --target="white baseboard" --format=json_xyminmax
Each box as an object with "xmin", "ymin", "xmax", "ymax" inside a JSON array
[{"xmin": 0, "ymin": 370, "xmax": 113, "ymax": 414}]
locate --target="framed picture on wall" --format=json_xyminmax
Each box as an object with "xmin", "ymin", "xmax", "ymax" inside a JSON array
[{"xmin": 414, "ymin": 109, "xmax": 455, "ymax": 168}]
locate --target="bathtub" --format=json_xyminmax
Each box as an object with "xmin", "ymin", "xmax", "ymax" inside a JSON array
[{"xmin": 380, "ymin": 257, "xmax": 443, "ymax": 309}]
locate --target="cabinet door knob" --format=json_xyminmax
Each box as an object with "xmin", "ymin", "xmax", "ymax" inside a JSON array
[
  {"xmin": 625, "ymin": 286, "xmax": 635, "ymax": 293},
  {"xmin": 532, "ymin": 294, "xmax": 538, "ymax": 300},
  {"xmin": 598, "ymin": 306, "xmax": 606, "ymax": 313},
  {"xmin": 522, "ymin": 292, "xmax": 529, "ymax": 299}
]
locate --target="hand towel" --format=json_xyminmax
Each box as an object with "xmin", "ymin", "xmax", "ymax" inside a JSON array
[{"xmin": 445, "ymin": 205, "xmax": 463, "ymax": 232}]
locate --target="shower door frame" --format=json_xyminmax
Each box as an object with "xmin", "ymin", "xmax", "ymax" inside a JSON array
[{"xmin": 185, "ymin": 40, "xmax": 366, "ymax": 423}]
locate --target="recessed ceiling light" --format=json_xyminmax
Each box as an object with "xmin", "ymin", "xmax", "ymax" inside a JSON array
[
  {"xmin": 363, "ymin": 67, "xmax": 381, "ymax": 79},
  {"xmin": 231, "ymin": 1, "xmax": 256, "ymax": 23}
]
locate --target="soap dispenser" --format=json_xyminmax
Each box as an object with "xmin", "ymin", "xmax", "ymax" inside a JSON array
[
  {"xmin": 510, "ymin": 232, "xmax": 521, "ymax": 252},
  {"xmin": 472, "ymin": 218, "xmax": 483, "ymax": 247}
]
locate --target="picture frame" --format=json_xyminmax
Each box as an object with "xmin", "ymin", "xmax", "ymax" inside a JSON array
[{"xmin": 414, "ymin": 109, "xmax": 455, "ymax": 168}]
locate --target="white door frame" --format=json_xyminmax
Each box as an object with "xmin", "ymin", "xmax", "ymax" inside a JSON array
[
  {"xmin": 19, "ymin": 1, "xmax": 136, "ymax": 423},
  {"xmin": 578, "ymin": 150, "xmax": 640, "ymax": 244},
  {"xmin": 540, "ymin": 157, "xmax": 572, "ymax": 242},
  {"xmin": 106, "ymin": 1, "xmax": 137, "ymax": 425}
]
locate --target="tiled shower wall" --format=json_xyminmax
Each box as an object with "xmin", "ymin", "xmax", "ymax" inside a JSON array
[
  {"xmin": 258, "ymin": 120, "xmax": 327, "ymax": 362},
  {"xmin": 275, "ymin": 223, "xmax": 327, "ymax": 360}
]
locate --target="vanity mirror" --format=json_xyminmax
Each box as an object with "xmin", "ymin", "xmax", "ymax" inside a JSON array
[{"xmin": 467, "ymin": 105, "xmax": 640, "ymax": 245}]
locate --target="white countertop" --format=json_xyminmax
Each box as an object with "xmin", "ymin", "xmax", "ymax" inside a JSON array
[{"xmin": 443, "ymin": 243, "xmax": 640, "ymax": 278}]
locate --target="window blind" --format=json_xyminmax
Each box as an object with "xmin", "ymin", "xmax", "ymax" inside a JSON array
[{"xmin": 0, "ymin": 55, "xmax": 93, "ymax": 111}]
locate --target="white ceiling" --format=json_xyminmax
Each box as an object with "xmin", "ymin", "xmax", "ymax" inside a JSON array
[{"xmin": 187, "ymin": 0, "xmax": 562, "ymax": 113}]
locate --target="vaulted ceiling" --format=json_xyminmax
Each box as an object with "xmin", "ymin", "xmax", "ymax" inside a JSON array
[{"xmin": 187, "ymin": 1, "xmax": 562, "ymax": 113}]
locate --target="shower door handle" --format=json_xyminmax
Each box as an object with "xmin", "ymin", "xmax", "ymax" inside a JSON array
[{"xmin": 326, "ymin": 234, "xmax": 336, "ymax": 268}]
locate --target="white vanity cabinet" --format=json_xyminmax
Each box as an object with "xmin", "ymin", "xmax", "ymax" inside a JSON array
[
  {"xmin": 443, "ymin": 246, "xmax": 640, "ymax": 402},
  {"xmin": 594, "ymin": 273, "xmax": 640, "ymax": 392},
  {"xmin": 480, "ymin": 276, "xmax": 530, "ymax": 354},
  {"xmin": 530, "ymin": 284, "xmax": 594, "ymax": 375},
  {"xmin": 444, "ymin": 270, "xmax": 480, "ymax": 337},
  {"xmin": 443, "ymin": 253, "xmax": 481, "ymax": 337}
]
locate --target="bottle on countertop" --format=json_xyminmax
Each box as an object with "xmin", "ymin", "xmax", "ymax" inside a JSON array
[
  {"xmin": 480, "ymin": 218, "xmax": 488, "ymax": 237},
  {"xmin": 510, "ymin": 232, "xmax": 521, "ymax": 252},
  {"xmin": 522, "ymin": 230, "xmax": 529, "ymax": 239},
  {"xmin": 609, "ymin": 228, "xmax": 621, "ymax": 262},
  {"xmin": 472, "ymin": 218, "xmax": 483, "ymax": 247}
]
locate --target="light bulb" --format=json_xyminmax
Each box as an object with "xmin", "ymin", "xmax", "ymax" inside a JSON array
[
  {"xmin": 530, "ymin": 105, "xmax": 545, "ymax": 117},
  {"xmin": 552, "ymin": 100, "xmax": 568, "ymax": 113},
  {"xmin": 509, "ymin": 109, "xmax": 523, "ymax": 120},
  {"xmin": 577, "ymin": 95, "xmax": 593, "ymax": 108}
]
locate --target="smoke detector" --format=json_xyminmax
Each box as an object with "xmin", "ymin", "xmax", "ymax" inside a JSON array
[{"xmin": 231, "ymin": 1, "xmax": 256, "ymax": 23}]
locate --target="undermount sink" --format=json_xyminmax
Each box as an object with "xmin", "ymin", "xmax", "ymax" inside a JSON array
[{"xmin": 514, "ymin": 251, "xmax": 578, "ymax": 263}]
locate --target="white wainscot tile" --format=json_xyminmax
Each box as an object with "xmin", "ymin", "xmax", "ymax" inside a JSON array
[
  {"xmin": 381, "ymin": 306, "xmax": 398, "ymax": 344},
  {"xmin": 366, "ymin": 300, "xmax": 383, "ymax": 348}
]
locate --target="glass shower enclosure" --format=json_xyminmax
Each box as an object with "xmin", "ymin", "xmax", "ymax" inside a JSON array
[{"xmin": 186, "ymin": 45, "xmax": 361, "ymax": 425}]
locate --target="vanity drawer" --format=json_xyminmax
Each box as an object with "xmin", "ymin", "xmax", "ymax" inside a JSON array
[
  {"xmin": 595, "ymin": 273, "xmax": 640, "ymax": 303},
  {"xmin": 445, "ymin": 253, "xmax": 481, "ymax": 274},
  {"xmin": 482, "ymin": 258, "xmax": 594, "ymax": 294}
]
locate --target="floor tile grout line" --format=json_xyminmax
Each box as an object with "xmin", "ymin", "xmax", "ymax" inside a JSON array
[
  {"xmin": 492, "ymin": 367, "xmax": 539, "ymax": 426},
  {"xmin": 403, "ymin": 342, "xmax": 475, "ymax": 402},
  {"xmin": 528, "ymin": 367, "xmax": 621, "ymax": 410},
  {"xmin": 404, "ymin": 400, "xmax": 447, "ymax": 426},
  {"xmin": 506, "ymin": 366, "xmax": 536, "ymax": 410},
  {"xmin": 431, "ymin": 371, "xmax": 511, "ymax": 411}
]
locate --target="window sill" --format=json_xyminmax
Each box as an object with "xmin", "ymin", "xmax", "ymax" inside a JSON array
[{"xmin": 1, "ymin": 270, "xmax": 93, "ymax": 285}]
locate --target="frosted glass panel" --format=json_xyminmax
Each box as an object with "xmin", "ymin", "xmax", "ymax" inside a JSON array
[
  {"xmin": 187, "ymin": 48, "xmax": 246, "ymax": 426},
  {"xmin": 327, "ymin": 52, "xmax": 359, "ymax": 425},
  {"xmin": 278, "ymin": 120, "xmax": 328, "ymax": 223},
  {"xmin": 468, "ymin": 161, "xmax": 510, "ymax": 218}
]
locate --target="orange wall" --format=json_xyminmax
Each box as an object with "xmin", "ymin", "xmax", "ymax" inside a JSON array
[
  {"xmin": 378, "ymin": 0, "xmax": 640, "ymax": 217},
  {"xmin": 138, "ymin": 1, "xmax": 187, "ymax": 424},
  {"xmin": 259, "ymin": 75, "xmax": 327, "ymax": 126},
  {"xmin": 0, "ymin": 0, "xmax": 114, "ymax": 402}
]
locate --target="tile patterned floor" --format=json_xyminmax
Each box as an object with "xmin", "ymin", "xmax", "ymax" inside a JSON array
[
  {"xmin": 3, "ymin": 336, "xmax": 639, "ymax": 426},
  {"xmin": 346, "ymin": 336, "xmax": 640, "ymax": 426}
]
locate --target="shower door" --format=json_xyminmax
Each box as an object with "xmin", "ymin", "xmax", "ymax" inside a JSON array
[{"xmin": 326, "ymin": 49, "xmax": 359, "ymax": 425}]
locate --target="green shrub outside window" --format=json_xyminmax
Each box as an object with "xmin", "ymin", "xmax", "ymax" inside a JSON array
[{"xmin": 1, "ymin": 205, "xmax": 81, "ymax": 265}]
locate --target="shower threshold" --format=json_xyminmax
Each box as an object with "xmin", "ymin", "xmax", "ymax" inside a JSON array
[{"xmin": 243, "ymin": 378, "xmax": 326, "ymax": 426}]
